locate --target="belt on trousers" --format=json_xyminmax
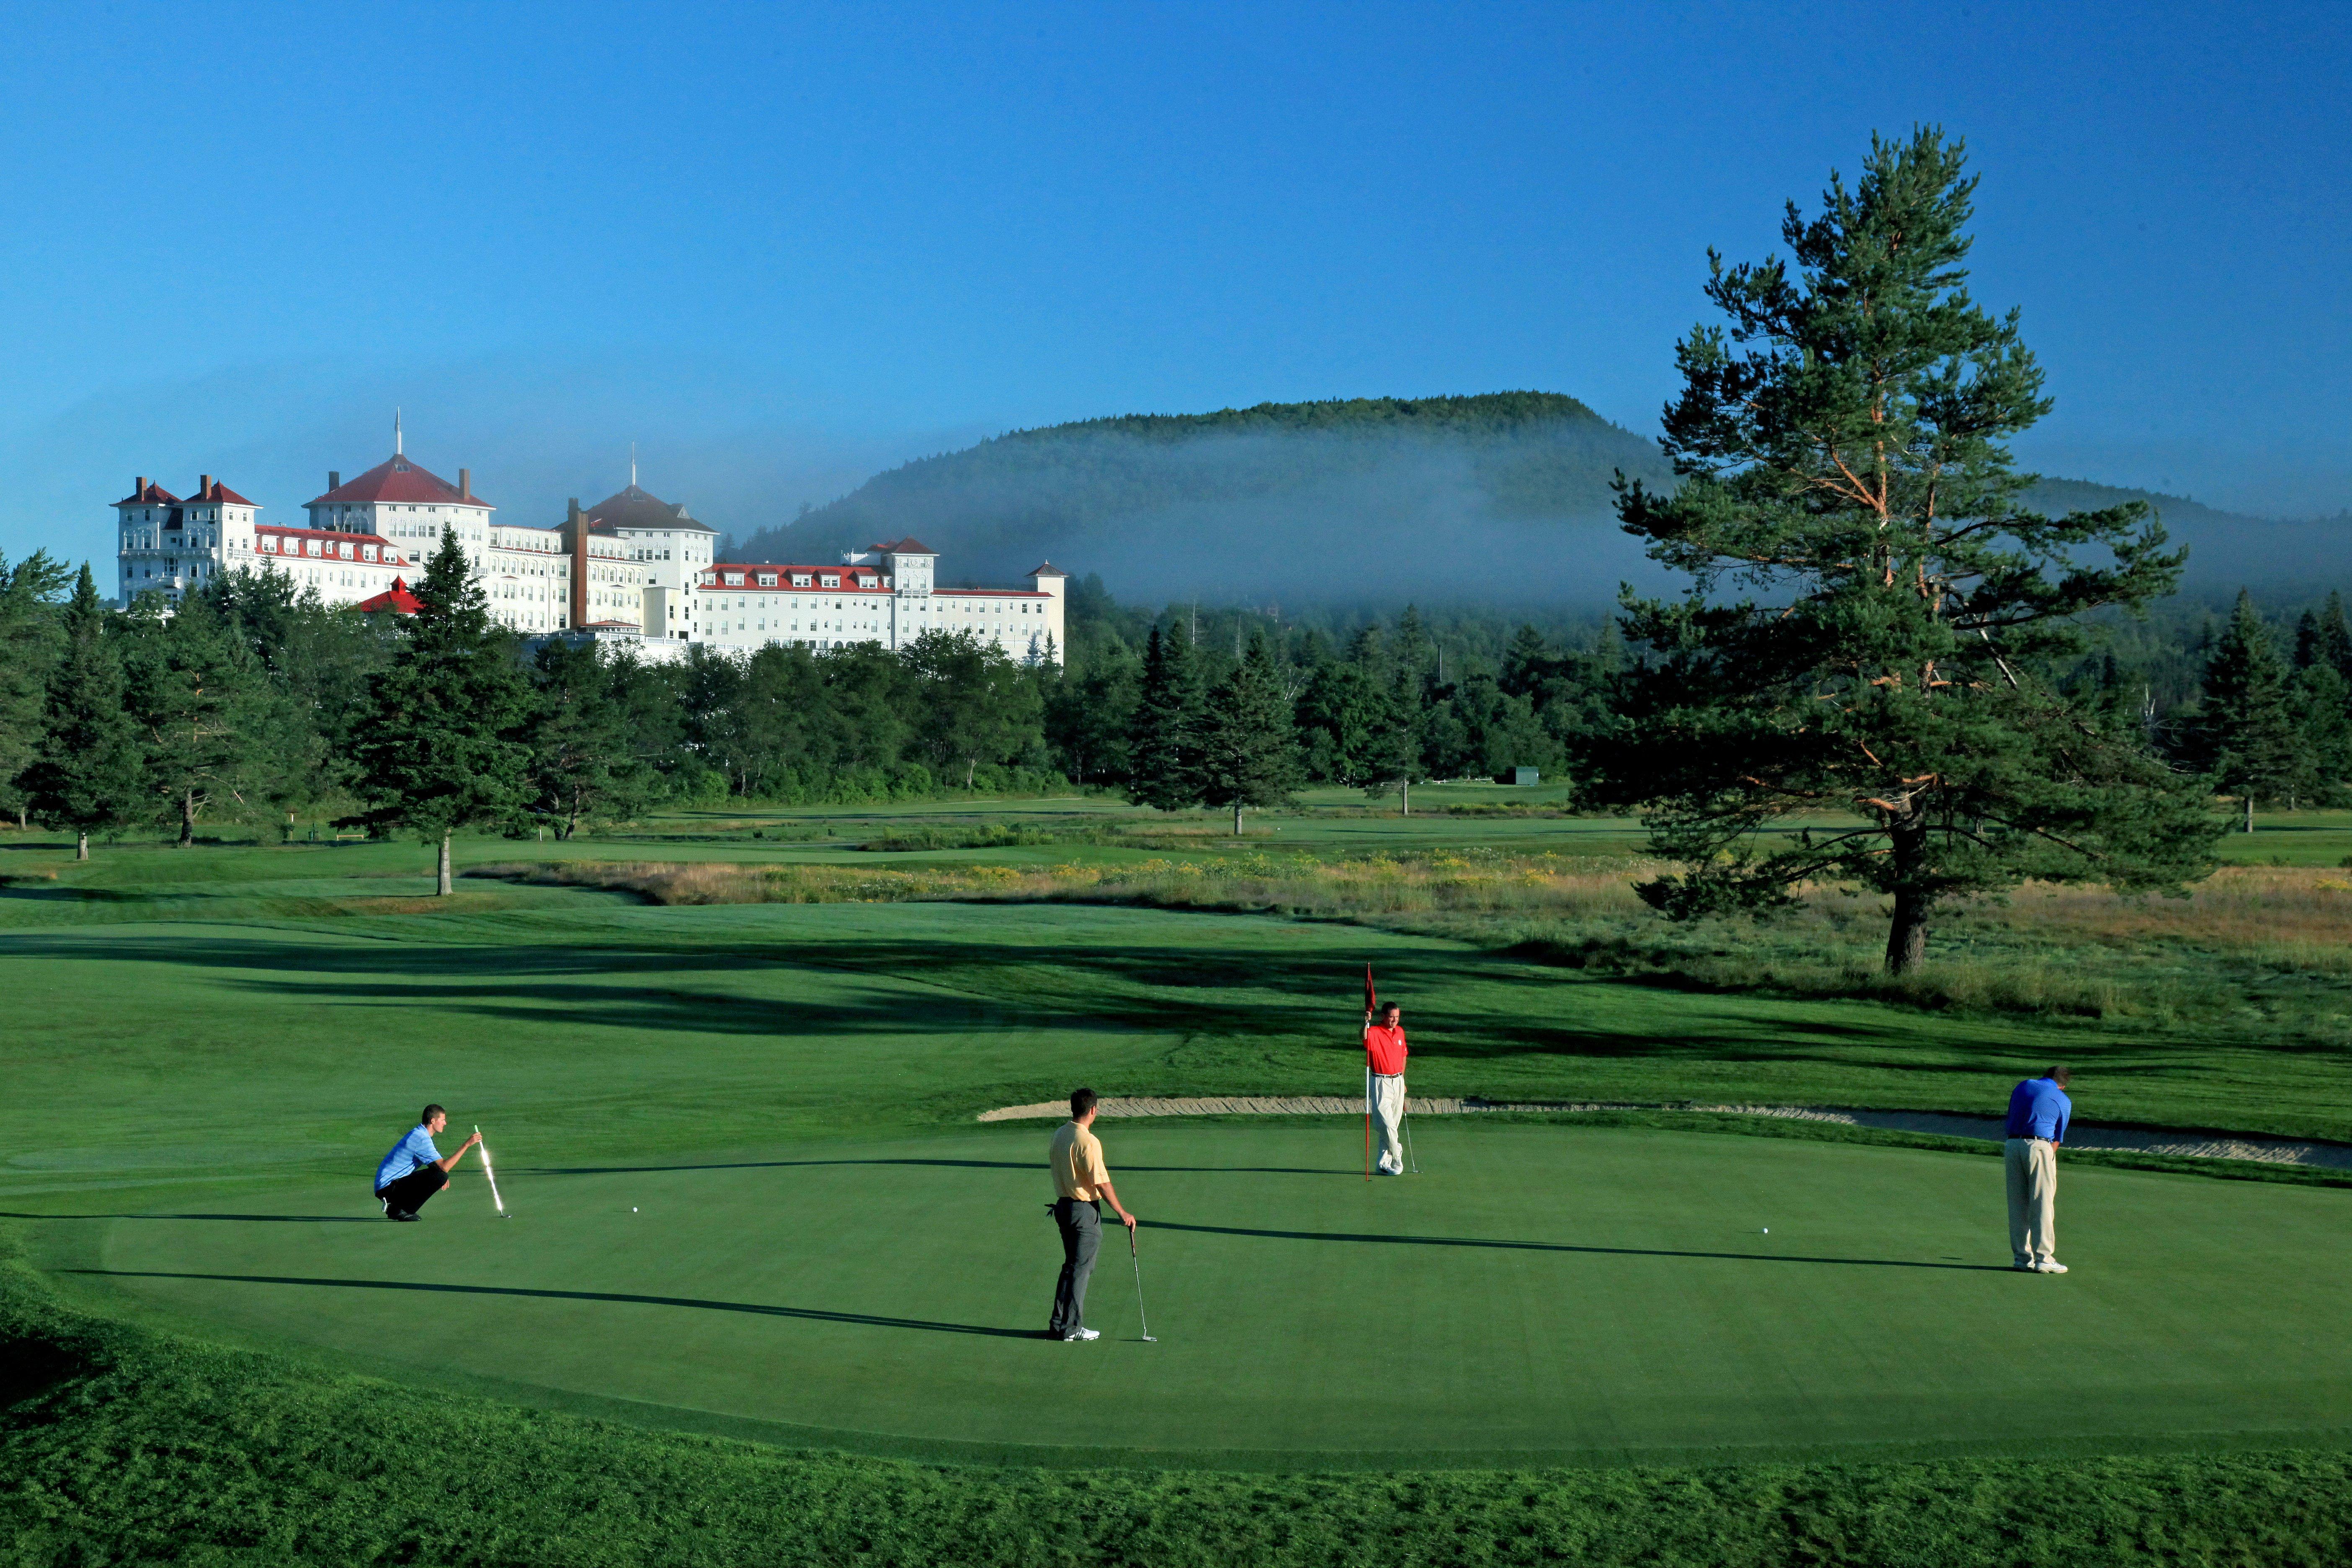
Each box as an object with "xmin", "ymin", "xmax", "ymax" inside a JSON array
[{"xmin": 1371, "ymin": 1072, "xmax": 1403, "ymax": 1080}]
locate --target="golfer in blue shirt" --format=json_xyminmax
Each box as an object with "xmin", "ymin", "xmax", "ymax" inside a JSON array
[
  {"xmin": 374, "ymin": 1105, "xmax": 480, "ymax": 1221},
  {"xmin": 2004, "ymin": 1068, "xmax": 2072, "ymax": 1273}
]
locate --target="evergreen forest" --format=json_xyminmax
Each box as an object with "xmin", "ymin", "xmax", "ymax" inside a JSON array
[{"xmin": 2, "ymin": 544, "xmax": 2347, "ymax": 853}]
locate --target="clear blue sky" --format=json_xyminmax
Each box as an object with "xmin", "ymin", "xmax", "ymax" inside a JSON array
[{"xmin": 2, "ymin": 0, "xmax": 2344, "ymax": 567}]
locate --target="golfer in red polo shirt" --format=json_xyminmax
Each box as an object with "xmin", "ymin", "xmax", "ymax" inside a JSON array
[{"xmin": 1364, "ymin": 1001, "xmax": 1410, "ymax": 1175}]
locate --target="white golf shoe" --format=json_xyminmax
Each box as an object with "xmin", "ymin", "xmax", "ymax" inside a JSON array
[
  {"xmin": 1062, "ymin": 1327, "xmax": 1101, "ymax": 1342},
  {"xmin": 2035, "ymin": 1261, "xmax": 2068, "ymax": 1274}
]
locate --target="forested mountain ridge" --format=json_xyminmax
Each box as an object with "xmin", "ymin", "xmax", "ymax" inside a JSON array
[
  {"xmin": 2019, "ymin": 478, "xmax": 2348, "ymax": 600},
  {"xmin": 727, "ymin": 392, "xmax": 2347, "ymax": 606},
  {"xmin": 732, "ymin": 393, "xmax": 1677, "ymax": 605}
]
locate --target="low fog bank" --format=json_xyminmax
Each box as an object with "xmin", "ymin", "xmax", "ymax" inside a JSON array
[
  {"xmin": 727, "ymin": 419, "xmax": 2352, "ymax": 610},
  {"xmin": 736, "ymin": 421, "xmax": 1679, "ymax": 606},
  {"xmin": 1022, "ymin": 452, "xmax": 1672, "ymax": 608}
]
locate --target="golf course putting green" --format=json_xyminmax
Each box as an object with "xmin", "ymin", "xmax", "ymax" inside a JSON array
[{"xmin": 45, "ymin": 1121, "xmax": 2352, "ymax": 1467}]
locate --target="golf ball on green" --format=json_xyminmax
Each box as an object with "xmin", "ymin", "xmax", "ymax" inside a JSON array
[{"xmin": 1760, "ymin": 1228, "xmax": 1769, "ymax": 1234}]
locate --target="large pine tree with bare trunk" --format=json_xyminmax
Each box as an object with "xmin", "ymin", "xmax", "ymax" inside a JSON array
[
  {"xmin": 354, "ymin": 531, "xmax": 531, "ymax": 893},
  {"xmin": 1585, "ymin": 129, "xmax": 2218, "ymax": 973}
]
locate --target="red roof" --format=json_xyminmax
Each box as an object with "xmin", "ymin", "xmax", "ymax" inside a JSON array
[
  {"xmin": 701, "ymin": 562, "xmax": 892, "ymax": 594},
  {"xmin": 872, "ymin": 537, "xmax": 936, "ymax": 554},
  {"xmin": 116, "ymin": 482, "xmax": 182, "ymax": 506},
  {"xmin": 257, "ymin": 522, "xmax": 397, "ymax": 547},
  {"xmin": 697, "ymin": 561, "xmax": 1047, "ymax": 598},
  {"xmin": 355, "ymin": 578, "xmax": 424, "ymax": 615},
  {"xmin": 188, "ymin": 478, "xmax": 257, "ymax": 506},
  {"xmin": 306, "ymin": 455, "xmax": 492, "ymax": 510},
  {"xmin": 1026, "ymin": 561, "xmax": 1066, "ymax": 577},
  {"xmin": 585, "ymin": 484, "xmax": 716, "ymax": 535}
]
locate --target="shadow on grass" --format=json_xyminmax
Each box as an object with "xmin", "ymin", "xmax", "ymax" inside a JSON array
[
  {"xmin": 528, "ymin": 1158, "xmax": 1352, "ymax": 1178},
  {"xmin": 0, "ymin": 927, "xmax": 1999, "ymax": 1077},
  {"xmin": 1148, "ymin": 1220, "xmax": 2012, "ymax": 1272},
  {"xmin": 66, "ymin": 1269, "xmax": 1041, "ymax": 1339},
  {"xmin": 0, "ymin": 1211, "xmax": 374, "ymax": 1224}
]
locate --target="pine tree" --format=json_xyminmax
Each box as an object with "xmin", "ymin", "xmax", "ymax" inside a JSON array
[
  {"xmin": 2190, "ymin": 591, "xmax": 2301, "ymax": 830},
  {"xmin": 1044, "ymin": 642, "xmax": 1138, "ymax": 786},
  {"xmin": 1197, "ymin": 633, "xmax": 1301, "ymax": 834},
  {"xmin": 526, "ymin": 639, "xmax": 654, "ymax": 838},
  {"xmin": 198, "ymin": 564, "xmax": 382, "ymax": 813},
  {"xmin": 1127, "ymin": 624, "xmax": 1202, "ymax": 811},
  {"xmin": 0, "ymin": 549, "xmax": 72, "ymax": 828},
  {"xmin": 20, "ymin": 566, "xmax": 143, "ymax": 859},
  {"xmin": 2289, "ymin": 662, "xmax": 2352, "ymax": 810},
  {"xmin": 353, "ymin": 531, "xmax": 532, "ymax": 892},
  {"xmin": 1293, "ymin": 660, "xmax": 1385, "ymax": 785},
  {"xmin": 122, "ymin": 594, "xmax": 279, "ymax": 846},
  {"xmin": 2293, "ymin": 610, "xmax": 2325, "ymax": 671},
  {"xmin": 2293, "ymin": 591, "xmax": 2352, "ymax": 680},
  {"xmin": 1498, "ymin": 625, "xmax": 1554, "ymax": 699},
  {"xmin": 1392, "ymin": 606, "xmax": 1431, "ymax": 675},
  {"xmin": 1362, "ymin": 666, "xmax": 1429, "ymax": 814},
  {"xmin": 1586, "ymin": 129, "xmax": 2217, "ymax": 972}
]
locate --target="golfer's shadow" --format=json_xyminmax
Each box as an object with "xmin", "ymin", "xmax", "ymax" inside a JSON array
[
  {"xmin": 67, "ymin": 1269, "xmax": 1040, "ymax": 1338},
  {"xmin": 1149, "ymin": 1222, "xmax": 2012, "ymax": 1271}
]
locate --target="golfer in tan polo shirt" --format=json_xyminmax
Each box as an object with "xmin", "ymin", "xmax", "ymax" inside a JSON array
[{"xmin": 1046, "ymin": 1086, "xmax": 1137, "ymax": 1342}]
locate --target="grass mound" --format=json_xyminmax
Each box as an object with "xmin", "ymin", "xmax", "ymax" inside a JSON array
[
  {"xmin": 51, "ymin": 1124, "xmax": 2352, "ymax": 1462},
  {"xmin": 10, "ymin": 1238, "xmax": 2352, "ymax": 1567}
]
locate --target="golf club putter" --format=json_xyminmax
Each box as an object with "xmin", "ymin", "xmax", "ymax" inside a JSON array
[
  {"xmin": 1403, "ymin": 1106, "xmax": 1420, "ymax": 1174},
  {"xmin": 475, "ymin": 1125, "xmax": 509, "ymax": 1217},
  {"xmin": 1128, "ymin": 1228, "xmax": 1156, "ymax": 1342}
]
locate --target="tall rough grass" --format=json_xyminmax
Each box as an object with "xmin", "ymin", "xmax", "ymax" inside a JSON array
[{"xmin": 471, "ymin": 856, "xmax": 2352, "ymax": 1032}]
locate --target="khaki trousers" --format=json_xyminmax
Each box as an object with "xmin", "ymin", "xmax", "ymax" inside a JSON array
[
  {"xmin": 1370, "ymin": 1072, "xmax": 1406, "ymax": 1171},
  {"xmin": 2004, "ymin": 1137, "xmax": 2058, "ymax": 1266}
]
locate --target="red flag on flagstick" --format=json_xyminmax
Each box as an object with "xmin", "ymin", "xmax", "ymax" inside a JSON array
[{"xmin": 1365, "ymin": 963, "xmax": 1377, "ymax": 1014}]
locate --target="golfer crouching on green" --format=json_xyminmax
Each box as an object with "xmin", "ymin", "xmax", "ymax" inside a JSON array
[
  {"xmin": 1047, "ymin": 1088, "xmax": 1138, "ymax": 1342},
  {"xmin": 374, "ymin": 1104, "xmax": 480, "ymax": 1221}
]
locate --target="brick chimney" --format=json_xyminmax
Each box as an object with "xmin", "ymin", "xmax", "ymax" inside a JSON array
[
  {"xmin": 459, "ymin": 467, "xmax": 471, "ymax": 501},
  {"xmin": 134, "ymin": 475, "xmax": 146, "ymax": 497},
  {"xmin": 566, "ymin": 498, "xmax": 588, "ymax": 631},
  {"xmin": 328, "ymin": 470, "xmax": 340, "ymax": 491},
  {"xmin": 199, "ymin": 474, "xmax": 212, "ymax": 498}
]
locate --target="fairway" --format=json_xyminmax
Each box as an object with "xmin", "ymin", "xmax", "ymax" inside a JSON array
[{"xmin": 41, "ymin": 1121, "xmax": 2352, "ymax": 1465}]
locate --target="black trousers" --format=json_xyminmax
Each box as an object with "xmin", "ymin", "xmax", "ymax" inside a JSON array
[
  {"xmin": 1048, "ymin": 1197, "xmax": 1101, "ymax": 1336},
  {"xmin": 375, "ymin": 1164, "xmax": 449, "ymax": 1215}
]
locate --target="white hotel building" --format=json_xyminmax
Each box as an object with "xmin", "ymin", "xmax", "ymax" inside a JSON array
[{"xmin": 114, "ymin": 445, "xmax": 1065, "ymax": 665}]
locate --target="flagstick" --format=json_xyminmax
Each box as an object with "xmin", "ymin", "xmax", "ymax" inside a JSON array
[{"xmin": 475, "ymin": 1124, "xmax": 508, "ymax": 1217}]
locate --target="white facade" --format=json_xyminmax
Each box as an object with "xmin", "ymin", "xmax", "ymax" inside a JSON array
[
  {"xmin": 483, "ymin": 521, "xmax": 570, "ymax": 632},
  {"xmin": 694, "ymin": 540, "xmax": 1066, "ymax": 665},
  {"xmin": 112, "ymin": 464, "xmax": 1066, "ymax": 667},
  {"xmin": 117, "ymin": 477, "xmax": 415, "ymax": 608}
]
